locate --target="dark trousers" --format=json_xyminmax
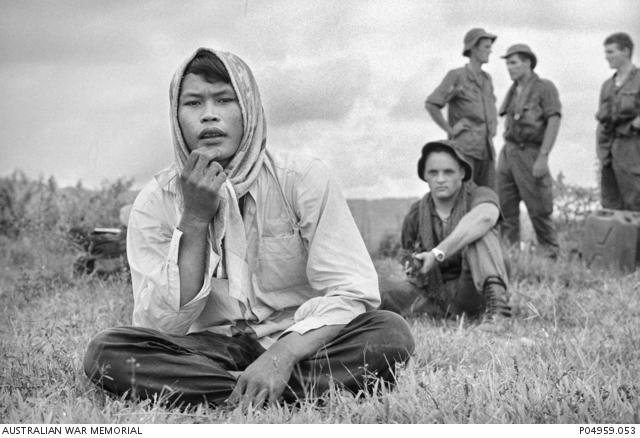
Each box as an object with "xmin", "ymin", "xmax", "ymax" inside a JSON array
[
  {"xmin": 601, "ymin": 137, "xmax": 640, "ymax": 211},
  {"xmin": 83, "ymin": 310, "xmax": 415, "ymax": 406},
  {"xmin": 379, "ymin": 230, "xmax": 509, "ymax": 318},
  {"xmin": 601, "ymin": 164, "xmax": 623, "ymax": 210},
  {"xmin": 497, "ymin": 144, "xmax": 559, "ymax": 248},
  {"xmin": 463, "ymin": 154, "xmax": 496, "ymax": 190}
]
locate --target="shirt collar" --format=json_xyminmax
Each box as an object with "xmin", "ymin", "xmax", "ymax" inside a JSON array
[
  {"xmin": 154, "ymin": 165, "xmax": 179, "ymax": 194},
  {"xmin": 154, "ymin": 164, "xmax": 260, "ymax": 200},
  {"xmin": 465, "ymin": 63, "xmax": 487, "ymax": 84},
  {"xmin": 612, "ymin": 64, "xmax": 638, "ymax": 84},
  {"xmin": 519, "ymin": 72, "xmax": 538, "ymax": 88}
]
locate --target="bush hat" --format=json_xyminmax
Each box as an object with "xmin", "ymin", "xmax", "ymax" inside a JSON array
[
  {"xmin": 501, "ymin": 43, "xmax": 538, "ymax": 70},
  {"xmin": 417, "ymin": 139, "xmax": 473, "ymax": 182},
  {"xmin": 463, "ymin": 28, "xmax": 497, "ymax": 57}
]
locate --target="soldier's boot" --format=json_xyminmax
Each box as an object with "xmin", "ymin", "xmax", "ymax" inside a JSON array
[{"xmin": 481, "ymin": 276, "xmax": 511, "ymax": 321}]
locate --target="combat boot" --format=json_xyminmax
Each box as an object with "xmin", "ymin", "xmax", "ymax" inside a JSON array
[{"xmin": 482, "ymin": 276, "xmax": 511, "ymax": 320}]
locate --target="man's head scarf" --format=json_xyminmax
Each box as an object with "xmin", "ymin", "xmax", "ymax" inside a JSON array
[
  {"xmin": 169, "ymin": 47, "xmax": 267, "ymax": 198},
  {"xmin": 169, "ymin": 48, "xmax": 267, "ymax": 280}
]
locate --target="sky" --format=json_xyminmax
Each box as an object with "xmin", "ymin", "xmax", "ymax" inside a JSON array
[{"xmin": 1, "ymin": 0, "xmax": 639, "ymax": 199}]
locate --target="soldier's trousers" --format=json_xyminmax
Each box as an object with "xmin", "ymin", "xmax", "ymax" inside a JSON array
[
  {"xmin": 379, "ymin": 229, "xmax": 509, "ymax": 318},
  {"xmin": 601, "ymin": 136, "xmax": 640, "ymax": 211},
  {"xmin": 463, "ymin": 154, "xmax": 496, "ymax": 190},
  {"xmin": 497, "ymin": 143, "xmax": 559, "ymax": 248}
]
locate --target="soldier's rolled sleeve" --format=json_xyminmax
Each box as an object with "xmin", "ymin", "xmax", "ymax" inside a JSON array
[
  {"xmin": 541, "ymin": 81, "xmax": 562, "ymax": 119},
  {"xmin": 426, "ymin": 70, "xmax": 458, "ymax": 108}
]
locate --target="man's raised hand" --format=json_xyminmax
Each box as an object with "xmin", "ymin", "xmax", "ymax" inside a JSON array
[{"xmin": 179, "ymin": 149, "xmax": 228, "ymax": 224}]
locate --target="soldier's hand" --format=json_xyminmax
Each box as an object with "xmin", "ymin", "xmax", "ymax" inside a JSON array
[
  {"xmin": 451, "ymin": 119, "xmax": 471, "ymax": 137},
  {"xmin": 532, "ymin": 155, "xmax": 549, "ymax": 179},
  {"xmin": 403, "ymin": 256, "xmax": 423, "ymax": 277},
  {"xmin": 413, "ymin": 251, "xmax": 436, "ymax": 275},
  {"xmin": 179, "ymin": 149, "xmax": 227, "ymax": 223}
]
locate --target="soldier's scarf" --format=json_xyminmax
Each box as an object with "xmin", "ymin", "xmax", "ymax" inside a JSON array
[{"xmin": 416, "ymin": 182, "xmax": 476, "ymax": 301}]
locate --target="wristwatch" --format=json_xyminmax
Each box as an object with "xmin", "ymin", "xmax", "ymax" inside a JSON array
[{"xmin": 431, "ymin": 247, "xmax": 446, "ymax": 263}]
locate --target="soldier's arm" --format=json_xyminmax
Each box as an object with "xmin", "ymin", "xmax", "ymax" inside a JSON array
[
  {"xmin": 425, "ymin": 70, "xmax": 459, "ymax": 137},
  {"xmin": 436, "ymin": 203, "xmax": 499, "ymax": 258},
  {"xmin": 413, "ymin": 202, "xmax": 498, "ymax": 274},
  {"xmin": 538, "ymin": 115, "xmax": 561, "ymax": 158},
  {"xmin": 425, "ymin": 102, "xmax": 454, "ymax": 137}
]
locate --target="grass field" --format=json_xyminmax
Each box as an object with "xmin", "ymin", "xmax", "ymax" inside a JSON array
[{"xmin": 1, "ymin": 226, "xmax": 639, "ymax": 424}]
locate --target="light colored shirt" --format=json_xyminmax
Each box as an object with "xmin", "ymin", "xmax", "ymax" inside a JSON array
[{"xmin": 127, "ymin": 152, "xmax": 380, "ymax": 348}]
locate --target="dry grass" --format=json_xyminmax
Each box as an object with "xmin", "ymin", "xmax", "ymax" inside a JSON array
[{"xmin": 1, "ymin": 235, "xmax": 639, "ymax": 424}]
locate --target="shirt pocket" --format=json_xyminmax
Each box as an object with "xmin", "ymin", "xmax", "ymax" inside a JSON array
[
  {"xmin": 618, "ymin": 90, "xmax": 639, "ymax": 117},
  {"xmin": 521, "ymin": 102, "xmax": 543, "ymax": 124},
  {"xmin": 257, "ymin": 231, "xmax": 308, "ymax": 292},
  {"xmin": 455, "ymin": 84, "xmax": 476, "ymax": 102}
]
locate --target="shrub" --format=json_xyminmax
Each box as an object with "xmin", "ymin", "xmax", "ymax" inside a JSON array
[
  {"xmin": 0, "ymin": 171, "xmax": 135, "ymax": 239},
  {"xmin": 0, "ymin": 172, "xmax": 137, "ymax": 285},
  {"xmin": 376, "ymin": 232, "xmax": 402, "ymax": 259},
  {"xmin": 552, "ymin": 171, "xmax": 599, "ymax": 234}
]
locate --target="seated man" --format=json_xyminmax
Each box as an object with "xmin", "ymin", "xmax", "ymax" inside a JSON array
[
  {"xmin": 83, "ymin": 48, "xmax": 414, "ymax": 408},
  {"xmin": 379, "ymin": 140, "xmax": 511, "ymax": 320}
]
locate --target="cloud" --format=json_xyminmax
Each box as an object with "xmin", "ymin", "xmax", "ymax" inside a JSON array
[
  {"xmin": 259, "ymin": 57, "xmax": 371, "ymax": 125},
  {"xmin": 388, "ymin": 58, "xmax": 446, "ymax": 121},
  {"xmin": 1, "ymin": 0, "xmax": 639, "ymax": 196},
  {"xmin": 439, "ymin": 0, "xmax": 640, "ymax": 33}
]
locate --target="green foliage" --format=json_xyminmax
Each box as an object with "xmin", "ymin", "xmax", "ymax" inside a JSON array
[
  {"xmin": 376, "ymin": 232, "xmax": 402, "ymax": 259},
  {"xmin": 552, "ymin": 172, "xmax": 599, "ymax": 234},
  {"xmin": 0, "ymin": 170, "xmax": 135, "ymax": 239},
  {"xmin": 0, "ymin": 171, "xmax": 136, "ymax": 297},
  {"xmin": 2, "ymin": 171, "xmax": 639, "ymax": 423}
]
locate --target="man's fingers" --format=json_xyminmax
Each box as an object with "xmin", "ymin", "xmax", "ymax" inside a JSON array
[
  {"xmin": 188, "ymin": 149, "xmax": 223, "ymax": 175},
  {"xmin": 184, "ymin": 152, "xmax": 200, "ymax": 172},
  {"xmin": 198, "ymin": 147, "xmax": 223, "ymax": 165},
  {"xmin": 226, "ymin": 378, "xmax": 245, "ymax": 406},
  {"xmin": 240, "ymin": 382, "xmax": 261, "ymax": 411},
  {"xmin": 418, "ymin": 257, "xmax": 428, "ymax": 274},
  {"xmin": 413, "ymin": 252, "xmax": 427, "ymax": 263},
  {"xmin": 268, "ymin": 384, "xmax": 285, "ymax": 406},
  {"xmin": 532, "ymin": 167, "xmax": 546, "ymax": 178},
  {"xmin": 208, "ymin": 168, "xmax": 227, "ymax": 189},
  {"xmin": 191, "ymin": 151, "xmax": 212, "ymax": 174},
  {"xmin": 252, "ymin": 388, "xmax": 269, "ymax": 409},
  {"xmin": 413, "ymin": 253, "xmax": 430, "ymax": 274}
]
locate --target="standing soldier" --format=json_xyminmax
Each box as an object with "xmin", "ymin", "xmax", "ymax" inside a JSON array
[
  {"xmin": 596, "ymin": 32, "xmax": 640, "ymax": 211},
  {"xmin": 425, "ymin": 28, "xmax": 499, "ymax": 188},
  {"xmin": 497, "ymin": 44, "xmax": 562, "ymax": 255}
]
